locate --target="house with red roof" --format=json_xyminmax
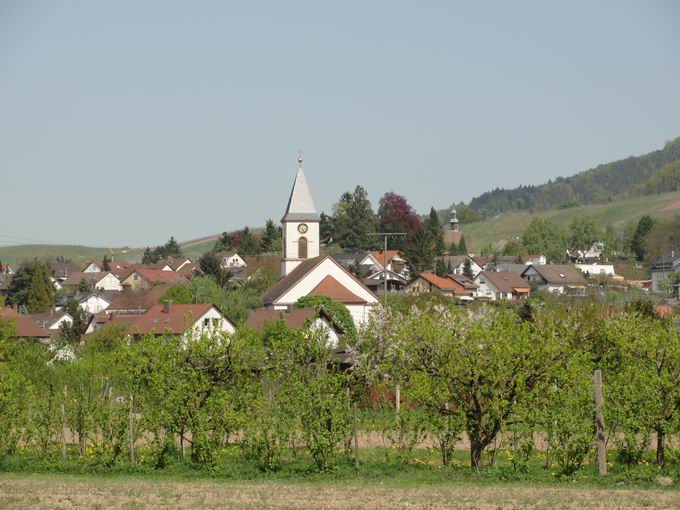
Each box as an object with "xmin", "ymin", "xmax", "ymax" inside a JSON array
[
  {"xmin": 120, "ymin": 268, "xmax": 187, "ymax": 292},
  {"xmin": 126, "ymin": 302, "xmax": 235, "ymax": 338},
  {"xmin": 0, "ymin": 308, "xmax": 53, "ymax": 340},
  {"xmin": 405, "ymin": 272, "xmax": 477, "ymax": 299}
]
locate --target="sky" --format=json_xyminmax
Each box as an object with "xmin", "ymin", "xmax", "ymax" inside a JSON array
[{"xmin": 1, "ymin": 0, "xmax": 679, "ymax": 247}]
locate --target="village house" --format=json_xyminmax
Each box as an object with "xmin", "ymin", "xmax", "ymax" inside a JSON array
[
  {"xmin": 62, "ymin": 271, "xmax": 123, "ymax": 292},
  {"xmin": 405, "ymin": 272, "xmax": 477, "ymax": 300},
  {"xmin": 120, "ymin": 268, "xmax": 187, "ymax": 292},
  {"xmin": 246, "ymin": 307, "xmax": 345, "ymax": 348},
  {"xmin": 362, "ymin": 268, "xmax": 409, "ymax": 295},
  {"xmin": 650, "ymin": 251, "xmax": 680, "ymax": 294},
  {"xmin": 77, "ymin": 291, "xmax": 114, "ymax": 314},
  {"xmin": 106, "ymin": 283, "xmax": 174, "ymax": 315},
  {"xmin": 82, "ymin": 260, "xmax": 102, "ymax": 273},
  {"xmin": 474, "ymin": 270, "xmax": 530, "ymax": 301},
  {"xmin": 218, "ymin": 252, "xmax": 247, "ymax": 270},
  {"xmin": 263, "ymin": 155, "xmax": 379, "ymax": 325},
  {"xmin": 576, "ymin": 262, "xmax": 617, "ymax": 278},
  {"xmin": 127, "ymin": 302, "xmax": 235, "ymax": 338},
  {"xmin": 30, "ymin": 311, "xmax": 73, "ymax": 331},
  {"xmin": 0, "ymin": 307, "xmax": 53, "ymax": 340},
  {"xmin": 522, "ymin": 254, "xmax": 547, "ymax": 265},
  {"xmin": 521, "ymin": 264, "xmax": 588, "ymax": 295}
]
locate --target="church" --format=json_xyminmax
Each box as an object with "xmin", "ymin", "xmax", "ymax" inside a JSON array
[{"xmin": 263, "ymin": 155, "xmax": 379, "ymax": 324}]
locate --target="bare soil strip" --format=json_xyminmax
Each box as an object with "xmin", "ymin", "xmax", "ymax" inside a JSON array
[{"xmin": 1, "ymin": 476, "xmax": 679, "ymax": 509}]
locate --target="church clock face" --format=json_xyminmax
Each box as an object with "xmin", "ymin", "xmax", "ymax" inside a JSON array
[{"xmin": 297, "ymin": 223, "xmax": 309, "ymax": 234}]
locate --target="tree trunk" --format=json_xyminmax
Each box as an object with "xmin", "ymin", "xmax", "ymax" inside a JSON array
[
  {"xmin": 656, "ymin": 429, "xmax": 665, "ymax": 466},
  {"xmin": 470, "ymin": 439, "xmax": 484, "ymax": 468}
]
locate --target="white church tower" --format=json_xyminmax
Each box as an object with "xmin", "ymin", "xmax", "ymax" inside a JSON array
[{"xmin": 281, "ymin": 152, "xmax": 320, "ymax": 277}]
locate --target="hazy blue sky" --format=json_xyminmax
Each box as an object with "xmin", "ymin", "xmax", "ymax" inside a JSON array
[{"xmin": 1, "ymin": 1, "xmax": 679, "ymax": 247}]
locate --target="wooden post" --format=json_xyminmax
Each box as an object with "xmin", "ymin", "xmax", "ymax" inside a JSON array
[
  {"xmin": 128, "ymin": 394, "xmax": 135, "ymax": 464},
  {"xmin": 395, "ymin": 384, "xmax": 401, "ymax": 415},
  {"xmin": 594, "ymin": 369, "xmax": 607, "ymax": 476},
  {"xmin": 61, "ymin": 385, "xmax": 68, "ymax": 459},
  {"xmin": 352, "ymin": 401, "xmax": 360, "ymax": 468}
]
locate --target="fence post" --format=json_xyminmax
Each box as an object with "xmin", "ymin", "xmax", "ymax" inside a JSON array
[
  {"xmin": 594, "ymin": 369, "xmax": 607, "ymax": 476},
  {"xmin": 395, "ymin": 384, "xmax": 401, "ymax": 415},
  {"xmin": 352, "ymin": 401, "xmax": 360, "ymax": 469},
  {"xmin": 128, "ymin": 394, "xmax": 135, "ymax": 464},
  {"xmin": 61, "ymin": 384, "xmax": 68, "ymax": 459}
]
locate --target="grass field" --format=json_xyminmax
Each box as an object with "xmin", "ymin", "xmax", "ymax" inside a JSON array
[
  {"xmin": 1, "ymin": 474, "xmax": 678, "ymax": 509},
  {"xmin": 2, "ymin": 192, "xmax": 680, "ymax": 265},
  {"xmin": 461, "ymin": 191, "xmax": 680, "ymax": 252}
]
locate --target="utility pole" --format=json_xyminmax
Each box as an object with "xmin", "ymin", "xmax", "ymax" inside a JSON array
[
  {"xmin": 365, "ymin": 232, "xmax": 406, "ymax": 307},
  {"xmin": 594, "ymin": 369, "xmax": 607, "ymax": 476},
  {"xmin": 366, "ymin": 232, "xmax": 406, "ymax": 415}
]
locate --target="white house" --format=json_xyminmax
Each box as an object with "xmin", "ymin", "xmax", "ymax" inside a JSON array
[
  {"xmin": 474, "ymin": 271, "xmax": 530, "ymax": 301},
  {"xmin": 79, "ymin": 292, "xmax": 112, "ymax": 314},
  {"xmin": 521, "ymin": 264, "xmax": 588, "ymax": 295},
  {"xmin": 82, "ymin": 261, "xmax": 102, "ymax": 273},
  {"xmin": 128, "ymin": 302, "xmax": 236, "ymax": 338},
  {"xmin": 576, "ymin": 262, "xmax": 616, "ymax": 278},
  {"xmin": 30, "ymin": 312, "xmax": 73, "ymax": 331},
  {"xmin": 62, "ymin": 271, "xmax": 122, "ymax": 292},
  {"xmin": 219, "ymin": 252, "xmax": 247, "ymax": 270}
]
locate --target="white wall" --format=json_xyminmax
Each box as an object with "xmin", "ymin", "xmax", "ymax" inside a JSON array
[
  {"xmin": 80, "ymin": 295, "xmax": 110, "ymax": 314},
  {"xmin": 96, "ymin": 273, "xmax": 122, "ymax": 291},
  {"xmin": 189, "ymin": 307, "xmax": 236, "ymax": 337}
]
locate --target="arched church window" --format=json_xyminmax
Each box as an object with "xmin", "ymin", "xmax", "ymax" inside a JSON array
[{"xmin": 298, "ymin": 237, "xmax": 308, "ymax": 259}]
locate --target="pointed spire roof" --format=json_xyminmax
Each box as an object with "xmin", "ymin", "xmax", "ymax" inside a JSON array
[{"xmin": 282, "ymin": 155, "xmax": 319, "ymax": 222}]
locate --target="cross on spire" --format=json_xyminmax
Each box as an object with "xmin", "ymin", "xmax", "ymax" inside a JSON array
[{"xmin": 297, "ymin": 149, "xmax": 304, "ymax": 168}]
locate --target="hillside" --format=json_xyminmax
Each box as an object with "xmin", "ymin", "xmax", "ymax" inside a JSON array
[
  {"xmin": 460, "ymin": 190, "xmax": 680, "ymax": 253},
  {"xmin": 467, "ymin": 136, "xmax": 680, "ymax": 217}
]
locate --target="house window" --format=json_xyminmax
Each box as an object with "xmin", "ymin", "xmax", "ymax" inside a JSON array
[
  {"xmin": 298, "ymin": 237, "xmax": 308, "ymax": 259},
  {"xmin": 203, "ymin": 318, "xmax": 210, "ymax": 328},
  {"xmin": 212, "ymin": 318, "xmax": 220, "ymax": 328},
  {"xmin": 133, "ymin": 274, "xmax": 138, "ymax": 281}
]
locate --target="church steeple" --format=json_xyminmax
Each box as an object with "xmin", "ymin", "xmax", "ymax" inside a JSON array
[
  {"xmin": 281, "ymin": 152, "xmax": 320, "ymax": 277},
  {"xmin": 282, "ymin": 152, "xmax": 319, "ymax": 223}
]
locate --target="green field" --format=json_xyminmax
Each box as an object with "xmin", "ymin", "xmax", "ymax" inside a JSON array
[
  {"xmin": 2, "ymin": 192, "xmax": 679, "ymax": 265},
  {"xmin": 460, "ymin": 191, "xmax": 680, "ymax": 252}
]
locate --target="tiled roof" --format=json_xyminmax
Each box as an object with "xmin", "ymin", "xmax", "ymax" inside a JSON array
[
  {"xmin": 444, "ymin": 230, "xmax": 463, "ymax": 247},
  {"xmin": 369, "ymin": 250, "xmax": 402, "ymax": 267},
  {"xmin": 127, "ymin": 303, "xmax": 220, "ymax": 336},
  {"xmin": 309, "ymin": 275, "xmax": 367, "ymax": 304},
  {"xmin": 479, "ymin": 271, "xmax": 530, "ymax": 294},
  {"xmin": 107, "ymin": 283, "xmax": 174, "ymax": 313},
  {"xmin": 263, "ymin": 256, "xmax": 325, "ymax": 304},
  {"xmin": 122, "ymin": 268, "xmax": 186, "ymax": 284},
  {"xmin": 62, "ymin": 271, "xmax": 118, "ymax": 286},
  {"xmin": 0, "ymin": 308, "xmax": 53, "ymax": 338},
  {"xmin": 246, "ymin": 308, "xmax": 317, "ymax": 329},
  {"xmin": 418, "ymin": 272, "xmax": 458, "ymax": 291},
  {"xmin": 524, "ymin": 264, "xmax": 587, "ymax": 285}
]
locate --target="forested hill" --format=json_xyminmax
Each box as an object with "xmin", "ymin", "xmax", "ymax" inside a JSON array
[{"xmin": 468, "ymin": 136, "xmax": 680, "ymax": 218}]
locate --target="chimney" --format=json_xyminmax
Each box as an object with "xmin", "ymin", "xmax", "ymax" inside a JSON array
[{"xmin": 163, "ymin": 300, "xmax": 172, "ymax": 314}]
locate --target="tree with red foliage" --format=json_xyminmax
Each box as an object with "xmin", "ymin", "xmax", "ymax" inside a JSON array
[{"xmin": 378, "ymin": 192, "xmax": 420, "ymax": 236}]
